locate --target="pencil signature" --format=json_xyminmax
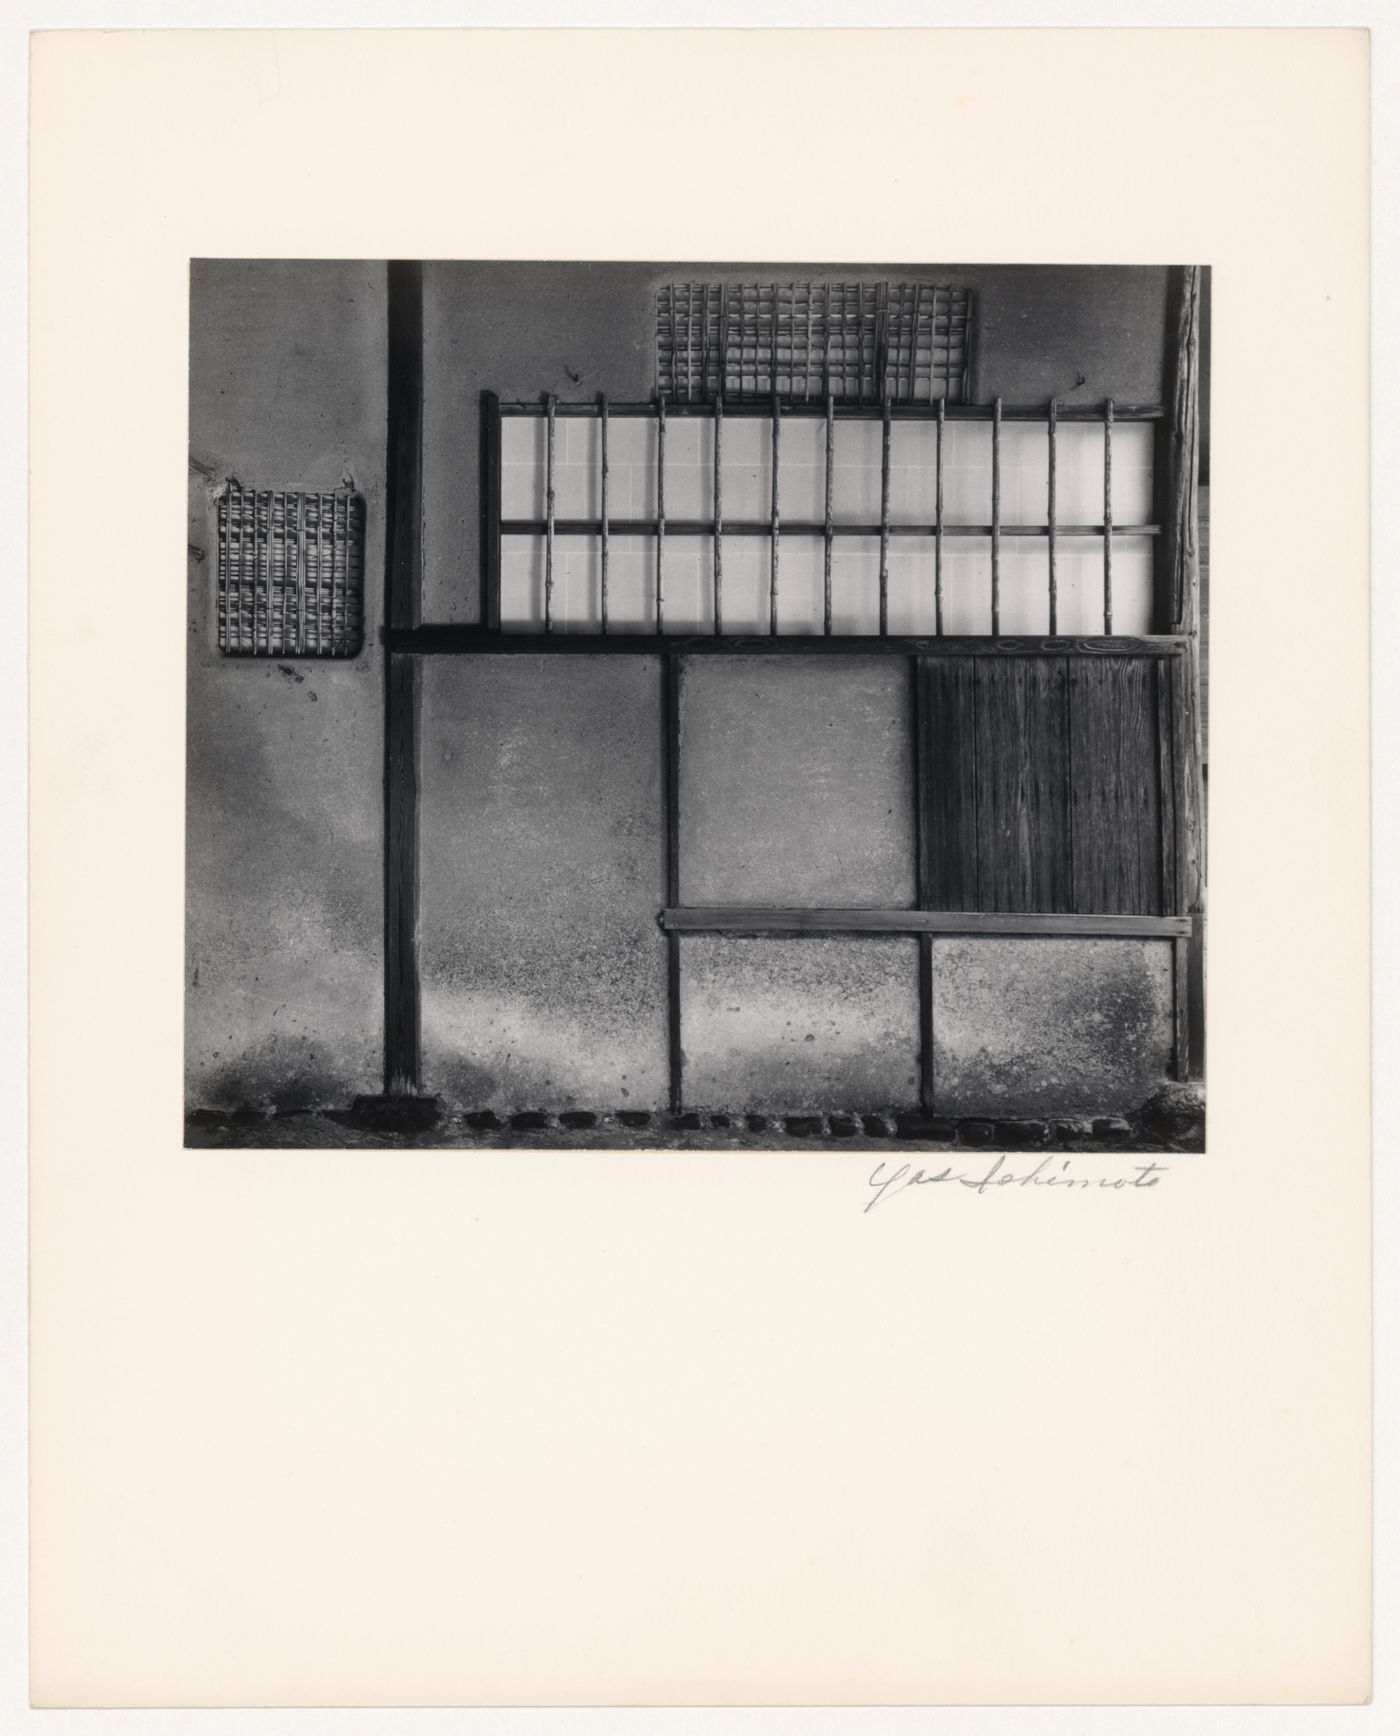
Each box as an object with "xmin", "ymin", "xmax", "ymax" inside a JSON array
[{"xmin": 864, "ymin": 1154, "xmax": 1170, "ymax": 1212}]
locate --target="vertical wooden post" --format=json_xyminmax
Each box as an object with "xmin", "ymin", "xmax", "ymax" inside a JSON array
[
  {"xmin": 664, "ymin": 653, "xmax": 683, "ymax": 1113},
  {"xmin": 481, "ymin": 391, "xmax": 502, "ymax": 631},
  {"xmin": 1164, "ymin": 264, "xmax": 1206, "ymax": 1079},
  {"xmin": 383, "ymin": 260, "xmax": 425, "ymax": 1100},
  {"xmin": 912, "ymin": 655, "xmax": 934, "ymax": 1115}
]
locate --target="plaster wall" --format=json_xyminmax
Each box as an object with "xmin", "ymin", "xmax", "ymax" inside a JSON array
[
  {"xmin": 185, "ymin": 260, "xmax": 387, "ymax": 1110},
  {"xmin": 186, "ymin": 260, "xmax": 1181, "ymax": 1118}
]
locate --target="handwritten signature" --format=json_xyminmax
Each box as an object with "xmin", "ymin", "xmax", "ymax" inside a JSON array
[{"xmin": 864, "ymin": 1154, "xmax": 1170, "ymax": 1212}]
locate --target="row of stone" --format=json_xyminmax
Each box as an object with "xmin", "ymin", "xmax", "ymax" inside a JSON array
[{"xmin": 458, "ymin": 1107, "xmax": 1136, "ymax": 1145}]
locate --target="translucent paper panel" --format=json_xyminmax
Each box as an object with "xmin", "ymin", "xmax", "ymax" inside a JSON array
[
  {"xmin": 497, "ymin": 412, "xmax": 1156, "ymax": 633},
  {"xmin": 1054, "ymin": 421, "xmax": 1154, "ymax": 525},
  {"xmin": 1054, "ymin": 536, "xmax": 1155, "ymax": 636}
]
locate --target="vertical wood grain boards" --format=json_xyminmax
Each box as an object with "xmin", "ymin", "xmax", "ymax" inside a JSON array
[
  {"xmin": 921, "ymin": 652, "xmax": 1172, "ymax": 917},
  {"xmin": 975, "ymin": 658, "xmax": 1072, "ymax": 913},
  {"xmin": 1069, "ymin": 657, "xmax": 1163, "ymax": 915},
  {"xmin": 921, "ymin": 658, "xmax": 980, "ymax": 910}
]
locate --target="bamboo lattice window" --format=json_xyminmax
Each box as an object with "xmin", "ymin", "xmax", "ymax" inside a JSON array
[
  {"xmin": 490, "ymin": 396, "xmax": 1159, "ymax": 637},
  {"xmin": 655, "ymin": 282, "xmax": 973, "ymax": 405},
  {"xmin": 216, "ymin": 483, "xmax": 365, "ymax": 657}
]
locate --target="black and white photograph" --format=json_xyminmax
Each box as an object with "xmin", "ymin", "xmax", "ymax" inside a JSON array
[{"xmin": 185, "ymin": 260, "xmax": 1209, "ymax": 1155}]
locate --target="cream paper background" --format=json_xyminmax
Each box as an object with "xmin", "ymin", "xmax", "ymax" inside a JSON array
[{"xmin": 28, "ymin": 27, "xmax": 1370, "ymax": 1708}]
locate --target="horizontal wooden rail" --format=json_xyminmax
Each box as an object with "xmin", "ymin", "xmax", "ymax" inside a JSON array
[
  {"xmin": 659, "ymin": 909, "xmax": 1192, "ymax": 938},
  {"xmin": 501, "ymin": 519, "xmax": 1160, "ymax": 540},
  {"xmin": 384, "ymin": 628, "xmax": 1188, "ymax": 658},
  {"xmin": 499, "ymin": 400, "xmax": 1165, "ymax": 423}
]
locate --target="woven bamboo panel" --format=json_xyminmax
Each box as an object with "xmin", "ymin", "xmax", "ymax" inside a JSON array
[
  {"xmin": 656, "ymin": 281, "xmax": 973, "ymax": 405},
  {"xmin": 216, "ymin": 484, "xmax": 365, "ymax": 657}
]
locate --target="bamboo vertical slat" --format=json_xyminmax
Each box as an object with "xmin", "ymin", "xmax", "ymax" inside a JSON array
[
  {"xmin": 544, "ymin": 394, "xmax": 557, "ymax": 633},
  {"xmin": 656, "ymin": 395, "xmax": 667, "ymax": 632},
  {"xmin": 935, "ymin": 398, "xmax": 945, "ymax": 635},
  {"xmin": 294, "ymin": 493, "xmax": 305, "ymax": 654},
  {"xmin": 1047, "ymin": 398, "xmax": 1059, "ymax": 635},
  {"xmin": 991, "ymin": 398, "xmax": 1002, "ymax": 635},
  {"xmin": 1104, "ymin": 397, "xmax": 1115, "ymax": 635},
  {"xmin": 823, "ymin": 393, "xmax": 835, "ymax": 636},
  {"xmin": 769, "ymin": 394, "xmax": 781, "ymax": 635},
  {"xmin": 879, "ymin": 394, "xmax": 892, "ymax": 636},
  {"xmin": 713, "ymin": 394, "xmax": 724, "ymax": 634},
  {"xmin": 481, "ymin": 391, "xmax": 502, "ymax": 632},
  {"xmin": 599, "ymin": 394, "xmax": 610, "ymax": 635}
]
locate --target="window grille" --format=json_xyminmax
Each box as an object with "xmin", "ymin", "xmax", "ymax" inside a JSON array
[
  {"xmin": 216, "ymin": 483, "xmax": 365, "ymax": 657},
  {"xmin": 656, "ymin": 282, "xmax": 973, "ymax": 405},
  {"xmin": 489, "ymin": 396, "xmax": 1159, "ymax": 638}
]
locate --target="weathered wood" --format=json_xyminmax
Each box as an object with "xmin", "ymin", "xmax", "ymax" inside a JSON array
[
  {"xmin": 879, "ymin": 394, "xmax": 892, "ymax": 636},
  {"xmin": 911, "ymin": 657, "xmax": 934, "ymax": 1113},
  {"xmin": 388, "ymin": 628, "xmax": 1189, "ymax": 659},
  {"xmin": 544, "ymin": 393, "xmax": 557, "ymax": 633},
  {"xmin": 1069, "ymin": 656, "xmax": 1162, "ymax": 915},
  {"xmin": 480, "ymin": 390, "xmax": 502, "ymax": 631},
  {"xmin": 1165, "ymin": 266, "xmax": 1202, "ymax": 639},
  {"xmin": 823, "ymin": 393, "xmax": 834, "ymax": 635},
  {"xmin": 934, "ymin": 397, "xmax": 945, "ymax": 635},
  {"xmin": 502, "ymin": 518, "xmax": 1159, "ymax": 540},
  {"xmin": 770, "ymin": 394, "xmax": 781, "ymax": 634},
  {"xmin": 656, "ymin": 395, "xmax": 667, "ymax": 631},
  {"xmin": 975, "ymin": 657, "xmax": 1073, "ymax": 913},
  {"xmin": 384, "ymin": 652, "xmax": 422, "ymax": 1095},
  {"xmin": 384, "ymin": 260, "xmax": 425, "ymax": 1095},
  {"xmin": 1155, "ymin": 654, "xmax": 1180, "ymax": 915},
  {"xmin": 659, "ymin": 908, "xmax": 1191, "ymax": 937},
  {"xmin": 920, "ymin": 657, "xmax": 980, "ymax": 910},
  {"xmin": 600, "ymin": 393, "xmax": 610, "ymax": 633},
  {"xmin": 499, "ymin": 400, "xmax": 1165, "ymax": 423},
  {"xmin": 664, "ymin": 653, "xmax": 683, "ymax": 1111},
  {"xmin": 991, "ymin": 397, "xmax": 1002, "ymax": 634},
  {"xmin": 1103, "ymin": 397, "xmax": 1114, "ymax": 634},
  {"xmin": 1188, "ymin": 911, "xmax": 1206, "ymax": 1080},
  {"xmin": 713, "ymin": 392, "xmax": 723, "ymax": 634},
  {"xmin": 1173, "ymin": 934, "xmax": 1191, "ymax": 1081},
  {"xmin": 1164, "ymin": 266, "xmax": 1207, "ymax": 1080},
  {"xmin": 1056, "ymin": 397, "xmax": 1063, "ymax": 635}
]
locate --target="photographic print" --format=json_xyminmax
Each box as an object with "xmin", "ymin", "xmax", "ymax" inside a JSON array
[{"xmin": 185, "ymin": 261, "xmax": 1208, "ymax": 1155}]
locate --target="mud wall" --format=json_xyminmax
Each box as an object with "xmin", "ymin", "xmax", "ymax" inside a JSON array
[
  {"xmin": 185, "ymin": 260, "xmax": 387, "ymax": 1110},
  {"xmin": 187, "ymin": 261, "xmax": 1179, "ymax": 1117}
]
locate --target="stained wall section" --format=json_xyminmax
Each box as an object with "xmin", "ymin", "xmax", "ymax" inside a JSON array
[
  {"xmin": 185, "ymin": 260, "xmax": 387, "ymax": 1111},
  {"xmin": 419, "ymin": 658, "xmax": 668, "ymax": 1111}
]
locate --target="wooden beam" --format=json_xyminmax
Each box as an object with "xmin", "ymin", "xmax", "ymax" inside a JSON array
[
  {"xmin": 499, "ymin": 519, "xmax": 1162, "ymax": 540},
  {"xmin": 499, "ymin": 400, "xmax": 1166, "ymax": 423},
  {"xmin": 386, "ymin": 628, "xmax": 1189, "ymax": 659},
  {"xmin": 659, "ymin": 909, "xmax": 1192, "ymax": 938},
  {"xmin": 384, "ymin": 261, "xmax": 425, "ymax": 1096}
]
